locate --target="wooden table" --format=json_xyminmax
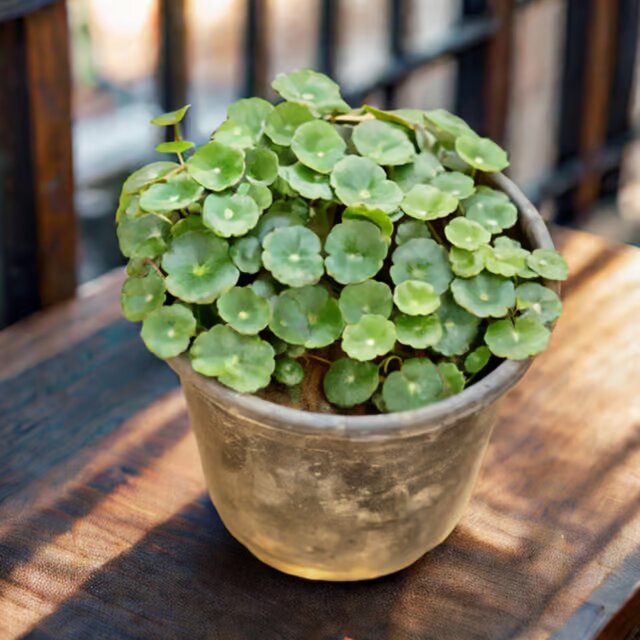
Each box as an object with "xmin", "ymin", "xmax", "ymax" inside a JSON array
[{"xmin": 1, "ymin": 229, "xmax": 639, "ymax": 640}]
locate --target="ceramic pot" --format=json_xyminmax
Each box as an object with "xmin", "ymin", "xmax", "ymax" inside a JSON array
[{"xmin": 169, "ymin": 174, "xmax": 558, "ymax": 581}]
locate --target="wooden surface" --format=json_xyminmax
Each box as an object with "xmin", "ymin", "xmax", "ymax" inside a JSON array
[{"xmin": 1, "ymin": 229, "xmax": 639, "ymax": 640}]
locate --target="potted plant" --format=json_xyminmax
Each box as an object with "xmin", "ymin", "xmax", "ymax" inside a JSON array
[{"xmin": 116, "ymin": 69, "xmax": 568, "ymax": 581}]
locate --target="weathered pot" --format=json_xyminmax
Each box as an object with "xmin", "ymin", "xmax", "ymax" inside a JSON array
[{"xmin": 169, "ymin": 174, "xmax": 558, "ymax": 581}]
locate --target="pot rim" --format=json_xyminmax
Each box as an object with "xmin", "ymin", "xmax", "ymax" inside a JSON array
[{"xmin": 169, "ymin": 173, "xmax": 558, "ymax": 439}]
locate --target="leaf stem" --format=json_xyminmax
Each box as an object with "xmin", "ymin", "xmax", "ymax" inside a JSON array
[
  {"xmin": 306, "ymin": 353, "xmax": 332, "ymax": 366},
  {"xmin": 142, "ymin": 258, "xmax": 164, "ymax": 278},
  {"xmin": 426, "ymin": 222, "xmax": 445, "ymax": 245}
]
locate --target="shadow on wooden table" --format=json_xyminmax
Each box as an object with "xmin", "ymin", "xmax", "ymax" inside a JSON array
[{"xmin": 14, "ymin": 425, "xmax": 640, "ymax": 640}]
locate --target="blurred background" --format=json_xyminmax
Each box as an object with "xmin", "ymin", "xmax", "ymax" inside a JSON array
[{"xmin": 1, "ymin": 0, "xmax": 639, "ymax": 328}]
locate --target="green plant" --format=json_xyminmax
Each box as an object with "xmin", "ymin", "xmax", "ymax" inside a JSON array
[{"xmin": 116, "ymin": 69, "xmax": 568, "ymax": 413}]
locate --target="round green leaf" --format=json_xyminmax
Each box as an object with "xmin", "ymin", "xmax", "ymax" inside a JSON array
[
  {"xmin": 120, "ymin": 271, "xmax": 166, "ymax": 321},
  {"xmin": 191, "ymin": 324, "xmax": 275, "ymax": 392},
  {"xmin": 396, "ymin": 220, "xmax": 431, "ymax": 245},
  {"xmin": 390, "ymin": 151, "xmax": 443, "ymax": 192},
  {"xmin": 515, "ymin": 282, "xmax": 562, "ymax": 323},
  {"xmin": 464, "ymin": 346, "xmax": 491, "ymax": 374},
  {"xmin": 212, "ymin": 120, "xmax": 255, "ymax": 149},
  {"xmin": 342, "ymin": 205, "xmax": 393, "ymax": 239},
  {"xmin": 217, "ymin": 286, "xmax": 271, "ymax": 334},
  {"xmin": 424, "ymin": 108, "xmax": 474, "ymax": 143},
  {"xmin": 342, "ymin": 314, "xmax": 396, "ymax": 361},
  {"xmin": 270, "ymin": 285, "xmax": 343, "ymax": 348},
  {"xmin": 339, "ymin": 280, "xmax": 393, "ymax": 323},
  {"xmin": 393, "ymin": 280, "xmax": 441, "ymax": 316},
  {"xmin": 246, "ymin": 147, "xmax": 279, "ymax": 185},
  {"xmin": 280, "ymin": 162, "xmax": 333, "ymax": 200},
  {"xmin": 117, "ymin": 214, "xmax": 171, "ymax": 259},
  {"xmin": 291, "ymin": 120, "xmax": 346, "ymax": 174},
  {"xmin": 445, "ymin": 217, "xmax": 491, "ymax": 251},
  {"xmin": 526, "ymin": 249, "xmax": 569, "ymax": 281},
  {"xmin": 151, "ymin": 104, "xmax": 190, "ymax": 126},
  {"xmin": 484, "ymin": 236, "xmax": 527, "ymax": 277},
  {"xmin": 220, "ymin": 97, "xmax": 273, "ymax": 146},
  {"xmin": 382, "ymin": 358, "xmax": 443, "ymax": 412},
  {"xmin": 272, "ymin": 69, "xmax": 350, "ymax": 115},
  {"xmin": 186, "ymin": 142, "xmax": 245, "ymax": 191},
  {"xmin": 451, "ymin": 272, "xmax": 515, "ymax": 318},
  {"xmin": 323, "ymin": 358, "xmax": 379, "ymax": 407},
  {"xmin": 252, "ymin": 201, "xmax": 308, "ymax": 242},
  {"xmin": 262, "ymin": 226, "xmax": 324, "ymax": 287},
  {"xmin": 324, "ymin": 220, "xmax": 388, "ymax": 284},
  {"xmin": 395, "ymin": 314, "xmax": 442, "ymax": 349},
  {"xmin": 401, "ymin": 184, "xmax": 458, "ymax": 220},
  {"xmin": 230, "ymin": 235, "xmax": 262, "ymax": 273},
  {"xmin": 274, "ymin": 358, "xmax": 304, "ymax": 386},
  {"xmin": 466, "ymin": 200, "xmax": 517, "ymax": 234},
  {"xmin": 141, "ymin": 304, "xmax": 196, "ymax": 359},
  {"xmin": 249, "ymin": 274, "xmax": 279, "ymax": 301},
  {"xmin": 390, "ymin": 238, "xmax": 452, "ymax": 293},
  {"xmin": 352, "ymin": 119, "xmax": 416, "ymax": 166},
  {"xmin": 455, "ymin": 134, "xmax": 509, "ymax": 172},
  {"xmin": 123, "ymin": 161, "xmax": 179, "ymax": 194},
  {"xmin": 330, "ymin": 156, "xmax": 403, "ymax": 213},
  {"xmin": 430, "ymin": 172, "xmax": 475, "ymax": 200},
  {"xmin": 161, "ymin": 231, "xmax": 239, "ymax": 303},
  {"xmin": 485, "ymin": 316, "xmax": 551, "ymax": 360},
  {"xmin": 202, "ymin": 192, "xmax": 261, "ymax": 238},
  {"xmin": 438, "ymin": 362, "xmax": 466, "ymax": 397},
  {"xmin": 237, "ymin": 181, "xmax": 272, "ymax": 210},
  {"xmin": 155, "ymin": 140, "xmax": 195, "ymax": 154},
  {"xmin": 139, "ymin": 173, "xmax": 203, "ymax": 214},
  {"xmin": 433, "ymin": 293, "xmax": 480, "ymax": 356},
  {"xmin": 449, "ymin": 246, "xmax": 485, "ymax": 278},
  {"xmin": 172, "ymin": 215, "xmax": 206, "ymax": 238},
  {"xmin": 462, "ymin": 186, "xmax": 509, "ymax": 210},
  {"xmin": 265, "ymin": 102, "xmax": 315, "ymax": 145}
]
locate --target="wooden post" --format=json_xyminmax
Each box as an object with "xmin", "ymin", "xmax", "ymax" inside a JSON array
[
  {"xmin": 484, "ymin": 0, "xmax": 513, "ymax": 144},
  {"xmin": 575, "ymin": 0, "xmax": 618, "ymax": 212},
  {"xmin": 159, "ymin": 0, "xmax": 189, "ymax": 139},
  {"xmin": 0, "ymin": 1, "xmax": 76, "ymax": 327},
  {"xmin": 243, "ymin": 0, "xmax": 270, "ymax": 98}
]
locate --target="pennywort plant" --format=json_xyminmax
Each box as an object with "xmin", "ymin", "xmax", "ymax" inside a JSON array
[{"xmin": 116, "ymin": 69, "xmax": 568, "ymax": 413}]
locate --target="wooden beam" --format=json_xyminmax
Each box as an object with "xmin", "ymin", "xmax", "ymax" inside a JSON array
[
  {"xmin": 243, "ymin": 0, "xmax": 270, "ymax": 98},
  {"xmin": 159, "ymin": 0, "xmax": 189, "ymax": 140},
  {"xmin": 0, "ymin": 17, "xmax": 40, "ymax": 326},
  {"xmin": 575, "ymin": 0, "xmax": 618, "ymax": 212},
  {"xmin": 24, "ymin": 1, "xmax": 77, "ymax": 308},
  {"xmin": 485, "ymin": 0, "xmax": 513, "ymax": 144}
]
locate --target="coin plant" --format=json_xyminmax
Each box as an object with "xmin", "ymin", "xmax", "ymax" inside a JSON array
[{"xmin": 116, "ymin": 69, "xmax": 568, "ymax": 413}]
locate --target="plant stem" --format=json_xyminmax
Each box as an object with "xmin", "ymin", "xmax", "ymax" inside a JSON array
[
  {"xmin": 306, "ymin": 353, "xmax": 332, "ymax": 366},
  {"xmin": 142, "ymin": 258, "xmax": 164, "ymax": 278},
  {"xmin": 426, "ymin": 222, "xmax": 445, "ymax": 245}
]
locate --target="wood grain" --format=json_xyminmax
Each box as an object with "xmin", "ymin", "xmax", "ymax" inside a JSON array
[
  {"xmin": 1, "ymin": 229, "xmax": 639, "ymax": 639},
  {"xmin": 24, "ymin": 0, "xmax": 77, "ymax": 307}
]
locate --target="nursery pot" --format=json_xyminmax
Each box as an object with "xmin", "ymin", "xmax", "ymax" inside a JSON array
[{"xmin": 168, "ymin": 174, "xmax": 558, "ymax": 581}]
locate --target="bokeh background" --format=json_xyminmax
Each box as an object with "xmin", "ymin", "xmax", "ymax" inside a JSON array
[{"xmin": 1, "ymin": 0, "xmax": 639, "ymax": 327}]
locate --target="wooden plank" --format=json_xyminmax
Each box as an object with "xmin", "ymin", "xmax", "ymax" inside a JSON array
[
  {"xmin": 0, "ymin": 0, "xmax": 57, "ymax": 22},
  {"xmin": 24, "ymin": 1, "xmax": 77, "ymax": 307},
  {"xmin": 575, "ymin": 0, "xmax": 618, "ymax": 212},
  {"xmin": 485, "ymin": 0, "xmax": 513, "ymax": 143},
  {"xmin": 0, "ymin": 16, "xmax": 41, "ymax": 326},
  {"xmin": 1, "ymin": 230, "xmax": 640, "ymax": 639}
]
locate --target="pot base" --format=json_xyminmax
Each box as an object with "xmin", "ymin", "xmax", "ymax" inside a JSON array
[{"xmin": 228, "ymin": 517, "xmax": 456, "ymax": 581}]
